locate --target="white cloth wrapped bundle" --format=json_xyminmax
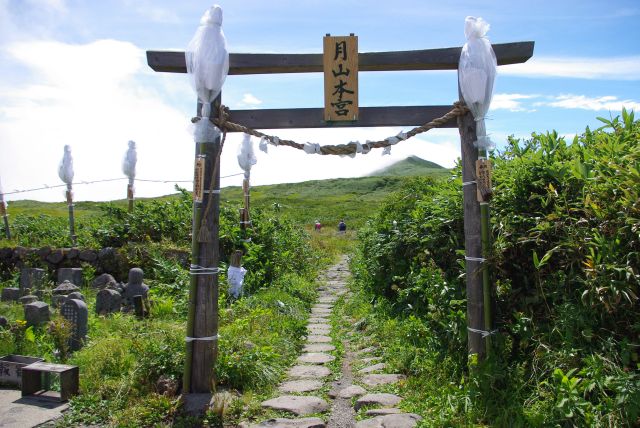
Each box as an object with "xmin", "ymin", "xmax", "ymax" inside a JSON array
[
  {"xmin": 303, "ymin": 142, "xmax": 321, "ymax": 155},
  {"xmin": 228, "ymin": 265, "xmax": 247, "ymax": 298},
  {"xmin": 237, "ymin": 134, "xmax": 257, "ymax": 178},
  {"xmin": 458, "ymin": 16, "xmax": 497, "ymax": 151},
  {"xmin": 259, "ymin": 136, "xmax": 269, "ymax": 153},
  {"xmin": 0, "ymin": 177, "xmax": 6, "ymax": 209},
  {"xmin": 122, "ymin": 140, "xmax": 137, "ymax": 186},
  {"xmin": 186, "ymin": 5, "xmax": 229, "ymax": 142},
  {"xmin": 58, "ymin": 145, "xmax": 74, "ymax": 185}
]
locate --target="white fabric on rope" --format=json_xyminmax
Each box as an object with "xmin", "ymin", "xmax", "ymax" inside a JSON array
[
  {"xmin": 467, "ymin": 327, "xmax": 499, "ymax": 338},
  {"xmin": 186, "ymin": 335, "xmax": 219, "ymax": 342},
  {"xmin": 462, "ymin": 181, "xmax": 477, "ymax": 186},
  {"xmin": 465, "ymin": 256, "xmax": 486, "ymax": 262},
  {"xmin": 189, "ymin": 264, "xmax": 220, "ymax": 275}
]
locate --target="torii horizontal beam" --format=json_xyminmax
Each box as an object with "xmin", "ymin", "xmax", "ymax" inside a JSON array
[
  {"xmin": 147, "ymin": 41, "xmax": 534, "ymax": 75},
  {"xmin": 223, "ymin": 105, "xmax": 457, "ymax": 130}
]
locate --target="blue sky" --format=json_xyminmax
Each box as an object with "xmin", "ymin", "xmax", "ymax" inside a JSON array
[{"xmin": 0, "ymin": 0, "xmax": 638, "ymax": 202}]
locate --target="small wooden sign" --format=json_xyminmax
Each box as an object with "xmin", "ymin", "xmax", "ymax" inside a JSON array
[
  {"xmin": 323, "ymin": 34, "xmax": 358, "ymax": 122},
  {"xmin": 127, "ymin": 184, "xmax": 134, "ymax": 200},
  {"xmin": 0, "ymin": 202, "xmax": 6, "ymax": 216},
  {"xmin": 193, "ymin": 156, "xmax": 205, "ymax": 202},
  {"xmin": 476, "ymin": 159, "xmax": 493, "ymax": 202}
]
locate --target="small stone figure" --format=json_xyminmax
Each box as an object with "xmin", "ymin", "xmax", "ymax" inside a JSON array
[{"xmin": 122, "ymin": 268, "xmax": 149, "ymax": 306}]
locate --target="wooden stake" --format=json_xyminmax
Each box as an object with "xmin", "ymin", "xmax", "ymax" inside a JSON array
[
  {"xmin": 127, "ymin": 183, "xmax": 134, "ymax": 213},
  {"xmin": 0, "ymin": 192, "xmax": 9, "ymax": 240},
  {"xmin": 457, "ymin": 99, "xmax": 485, "ymax": 358},
  {"xmin": 184, "ymin": 95, "xmax": 222, "ymax": 394},
  {"xmin": 66, "ymin": 186, "xmax": 77, "ymax": 247}
]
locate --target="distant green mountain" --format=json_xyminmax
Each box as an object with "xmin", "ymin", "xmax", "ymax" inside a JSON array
[{"xmin": 369, "ymin": 155, "xmax": 448, "ymax": 177}]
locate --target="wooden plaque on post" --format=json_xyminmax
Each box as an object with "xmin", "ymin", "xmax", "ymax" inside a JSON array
[{"xmin": 323, "ymin": 34, "xmax": 358, "ymax": 122}]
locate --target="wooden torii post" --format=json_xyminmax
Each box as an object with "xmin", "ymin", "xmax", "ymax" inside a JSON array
[{"xmin": 146, "ymin": 40, "xmax": 534, "ymax": 393}]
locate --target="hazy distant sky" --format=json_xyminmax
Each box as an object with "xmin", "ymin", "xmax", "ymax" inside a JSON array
[{"xmin": 1, "ymin": 0, "xmax": 638, "ymax": 202}]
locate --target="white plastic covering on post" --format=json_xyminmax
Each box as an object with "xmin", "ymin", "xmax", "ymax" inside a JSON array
[
  {"xmin": 186, "ymin": 4, "xmax": 229, "ymax": 142},
  {"xmin": 227, "ymin": 265, "xmax": 247, "ymax": 298},
  {"xmin": 0, "ymin": 177, "xmax": 5, "ymax": 208},
  {"xmin": 122, "ymin": 140, "xmax": 137, "ymax": 188},
  {"xmin": 458, "ymin": 16, "xmax": 497, "ymax": 151},
  {"xmin": 237, "ymin": 134, "xmax": 257, "ymax": 178},
  {"xmin": 58, "ymin": 145, "xmax": 74, "ymax": 186}
]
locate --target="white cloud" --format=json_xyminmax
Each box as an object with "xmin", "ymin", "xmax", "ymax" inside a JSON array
[
  {"xmin": 122, "ymin": 0, "xmax": 180, "ymax": 24},
  {"xmin": 241, "ymin": 93, "xmax": 263, "ymax": 106},
  {"xmin": 490, "ymin": 93, "xmax": 539, "ymax": 112},
  {"xmin": 501, "ymin": 56, "xmax": 640, "ymax": 80},
  {"xmin": 545, "ymin": 94, "xmax": 640, "ymax": 112}
]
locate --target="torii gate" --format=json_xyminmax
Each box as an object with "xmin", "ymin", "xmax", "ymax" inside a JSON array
[{"xmin": 147, "ymin": 39, "xmax": 534, "ymax": 394}]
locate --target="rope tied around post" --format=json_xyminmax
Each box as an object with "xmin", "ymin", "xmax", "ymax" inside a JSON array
[{"xmin": 192, "ymin": 102, "xmax": 469, "ymax": 156}]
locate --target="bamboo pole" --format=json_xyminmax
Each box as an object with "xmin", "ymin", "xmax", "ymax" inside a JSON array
[{"xmin": 66, "ymin": 185, "xmax": 77, "ymax": 247}]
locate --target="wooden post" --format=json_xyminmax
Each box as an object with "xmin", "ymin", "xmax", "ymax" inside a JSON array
[
  {"xmin": 457, "ymin": 100, "xmax": 485, "ymax": 358},
  {"xmin": 184, "ymin": 95, "xmax": 222, "ymax": 394},
  {"xmin": 66, "ymin": 186, "xmax": 77, "ymax": 247},
  {"xmin": 127, "ymin": 183, "xmax": 134, "ymax": 213},
  {"xmin": 0, "ymin": 193, "xmax": 9, "ymax": 240}
]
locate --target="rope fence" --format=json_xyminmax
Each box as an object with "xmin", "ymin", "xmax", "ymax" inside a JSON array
[{"xmin": 3, "ymin": 173, "xmax": 245, "ymax": 196}]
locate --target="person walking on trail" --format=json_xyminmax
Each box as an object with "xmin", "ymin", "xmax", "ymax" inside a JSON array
[
  {"xmin": 338, "ymin": 220, "xmax": 347, "ymax": 233},
  {"xmin": 314, "ymin": 220, "xmax": 322, "ymax": 232}
]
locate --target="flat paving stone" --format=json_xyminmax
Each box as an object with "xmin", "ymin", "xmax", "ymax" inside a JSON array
[
  {"xmin": 308, "ymin": 317, "xmax": 329, "ymax": 324},
  {"xmin": 279, "ymin": 380, "xmax": 324, "ymax": 393},
  {"xmin": 317, "ymin": 297, "xmax": 337, "ymax": 303},
  {"xmin": 356, "ymin": 347, "xmax": 377, "ymax": 355},
  {"xmin": 311, "ymin": 308, "xmax": 332, "ymax": 315},
  {"xmin": 303, "ymin": 343, "xmax": 336, "ymax": 352},
  {"xmin": 307, "ymin": 335, "xmax": 332, "ymax": 343},
  {"xmin": 262, "ymin": 395, "xmax": 329, "ymax": 416},
  {"xmin": 360, "ymin": 374, "xmax": 405, "ymax": 388},
  {"xmin": 297, "ymin": 352, "xmax": 335, "ymax": 365},
  {"xmin": 0, "ymin": 389, "xmax": 69, "ymax": 428},
  {"xmin": 329, "ymin": 385, "xmax": 367, "ymax": 399},
  {"xmin": 355, "ymin": 414, "xmax": 422, "ymax": 428},
  {"xmin": 365, "ymin": 408, "xmax": 404, "ymax": 416},
  {"xmin": 288, "ymin": 365, "xmax": 332, "ymax": 379},
  {"xmin": 312, "ymin": 304, "xmax": 333, "ymax": 309},
  {"xmin": 239, "ymin": 417, "xmax": 326, "ymax": 428},
  {"xmin": 355, "ymin": 393, "xmax": 402, "ymax": 411},
  {"xmin": 358, "ymin": 363, "xmax": 387, "ymax": 374},
  {"xmin": 307, "ymin": 325, "xmax": 331, "ymax": 334},
  {"xmin": 360, "ymin": 356, "xmax": 383, "ymax": 364}
]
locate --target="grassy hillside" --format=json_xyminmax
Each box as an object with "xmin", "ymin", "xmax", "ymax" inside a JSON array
[
  {"xmin": 5, "ymin": 165, "xmax": 448, "ymax": 232},
  {"xmin": 369, "ymin": 155, "xmax": 449, "ymax": 178}
]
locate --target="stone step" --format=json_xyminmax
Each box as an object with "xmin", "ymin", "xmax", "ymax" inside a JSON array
[
  {"xmin": 328, "ymin": 385, "xmax": 367, "ymax": 399},
  {"xmin": 355, "ymin": 414, "xmax": 422, "ymax": 428},
  {"xmin": 297, "ymin": 352, "xmax": 335, "ymax": 365},
  {"xmin": 262, "ymin": 395, "xmax": 329, "ymax": 416},
  {"xmin": 306, "ymin": 335, "xmax": 332, "ymax": 344},
  {"xmin": 303, "ymin": 343, "xmax": 336, "ymax": 353},
  {"xmin": 239, "ymin": 417, "xmax": 326, "ymax": 428},
  {"xmin": 354, "ymin": 393, "xmax": 402, "ymax": 411},
  {"xmin": 365, "ymin": 408, "xmax": 403, "ymax": 416},
  {"xmin": 288, "ymin": 365, "xmax": 331, "ymax": 379},
  {"xmin": 358, "ymin": 363, "xmax": 386, "ymax": 374},
  {"xmin": 360, "ymin": 374, "xmax": 405, "ymax": 388},
  {"xmin": 279, "ymin": 379, "xmax": 324, "ymax": 393}
]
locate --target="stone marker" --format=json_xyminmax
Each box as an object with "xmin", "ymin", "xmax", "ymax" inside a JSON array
[
  {"xmin": 329, "ymin": 385, "xmax": 367, "ymax": 399},
  {"xmin": 52, "ymin": 281, "xmax": 80, "ymax": 296},
  {"xmin": 61, "ymin": 299, "xmax": 88, "ymax": 351},
  {"xmin": 355, "ymin": 393, "xmax": 402, "ymax": 411},
  {"xmin": 355, "ymin": 414, "xmax": 422, "ymax": 428},
  {"xmin": 24, "ymin": 301, "xmax": 50, "ymax": 327},
  {"xmin": 57, "ymin": 268, "xmax": 83, "ymax": 287},
  {"xmin": 51, "ymin": 295, "xmax": 68, "ymax": 309},
  {"xmin": 19, "ymin": 295, "xmax": 38, "ymax": 305},
  {"xmin": 360, "ymin": 374, "xmax": 405, "ymax": 388},
  {"xmin": 96, "ymin": 288, "xmax": 122, "ymax": 315},
  {"xmin": 1, "ymin": 288, "xmax": 21, "ymax": 302},
  {"xmin": 261, "ymin": 395, "xmax": 329, "ymax": 416},
  {"xmin": 122, "ymin": 268, "xmax": 149, "ymax": 304},
  {"xmin": 66, "ymin": 291, "xmax": 85, "ymax": 301},
  {"xmin": 297, "ymin": 352, "xmax": 335, "ymax": 365},
  {"xmin": 358, "ymin": 363, "xmax": 387, "ymax": 374},
  {"xmin": 278, "ymin": 379, "xmax": 324, "ymax": 393},
  {"xmin": 239, "ymin": 417, "xmax": 325, "ymax": 428},
  {"xmin": 288, "ymin": 365, "xmax": 331, "ymax": 379},
  {"xmin": 303, "ymin": 343, "xmax": 336, "ymax": 353},
  {"xmin": 91, "ymin": 273, "xmax": 117, "ymax": 289},
  {"xmin": 20, "ymin": 268, "xmax": 46, "ymax": 296}
]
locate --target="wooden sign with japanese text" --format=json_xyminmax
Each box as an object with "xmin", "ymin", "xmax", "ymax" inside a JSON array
[
  {"xmin": 193, "ymin": 156, "xmax": 205, "ymax": 203},
  {"xmin": 476, "ymin": 159, "xmax": 493, "ymax": 202},
  {"xmin": 323, "ymin": 35, "xmax": 358, "ymax": 122}
]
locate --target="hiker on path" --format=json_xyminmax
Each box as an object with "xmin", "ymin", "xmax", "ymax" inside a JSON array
[{"xmin": 338, "ymin": 220, "xmax": 347, "ymax": 234}]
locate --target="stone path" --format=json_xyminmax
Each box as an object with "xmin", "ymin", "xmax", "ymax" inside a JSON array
[
  {"xmin": 242, "ymin": 256, "xmax": 421, "ymax": 428},
  {"xmin": 0, "ymin": 389, "xmax": 69, "ymax": 428}
]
